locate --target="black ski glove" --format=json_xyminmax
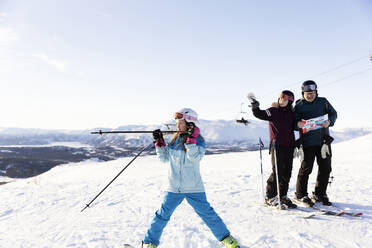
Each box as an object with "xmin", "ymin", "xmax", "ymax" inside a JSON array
[
  {"xmin": 185, "ymin": 122, "xmax": 199, "ymax": 144},
  {"xmin": 248, "ymin": 93, "xmax": 260, "ymax": 109},
  {"xmin": 152, "ymin": 129, "xmax": 163, "ymax": 141},
  {"xmin": 186, "ymin": 122, "xmax": 195, "ymax": 135},
  {"xmin": 152, "ymin": 129, "xmax": 165, "ymax": 147},
  {"xmin": 251, "ymin": 99, "xmax": 260, "ymax": 109}
]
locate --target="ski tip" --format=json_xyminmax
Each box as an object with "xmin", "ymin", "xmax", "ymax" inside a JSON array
[
  {"xmin": 351, "ymin": 212, "xmax": 363, "ymax": 216},
  {"xmin": 303, "ymin": 214, "xmax": 316, "ymax": 219}
]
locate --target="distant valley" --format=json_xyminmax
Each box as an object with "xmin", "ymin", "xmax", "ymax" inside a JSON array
[{"xmin": 0, "ymin": 120, "xmax": 370, "ymax": 178}]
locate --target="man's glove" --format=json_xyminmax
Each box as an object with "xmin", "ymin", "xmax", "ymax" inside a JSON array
[
  {"xmin": 186, "ymin": 123, "xmax": 200, "ymax": 144},
  {"xmin": 152, "ymin": 129, "xmax": 165, "ymax": 147},
  {"xmin": 293, "ymin": 147, "xmax": 298, "ymax": 158},
  {"xmin": 321, "ymin": 143, "xmax": 330, "ymax": 159},
  {"xmin": 295, "ymin": 145, "xmax": 304, "ymax": 162},
  {"xmin": 321, "ymin": 135, "xmax": 333, "ymax": 159}
]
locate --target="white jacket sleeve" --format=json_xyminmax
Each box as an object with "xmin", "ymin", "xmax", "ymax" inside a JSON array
[
  {"xmin": 185, "ymin": 143, "xmax": 205, "ymax": 163},
  {"xmin": 156, "ymin": 146, "xmax": 170, "ymax": 163}
]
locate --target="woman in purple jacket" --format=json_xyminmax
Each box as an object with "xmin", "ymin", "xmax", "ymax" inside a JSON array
[{"xmin": 250, "ymin": 90, "xmax": 297, "ymax": 208}]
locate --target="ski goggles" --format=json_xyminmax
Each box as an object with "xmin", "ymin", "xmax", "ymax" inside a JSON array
[
  {"xmin": 302, "ymin": 84, "xmax": 317, "ymax": 92},
  {"xmin": 174, "ymin": 112, "xmax": 198, "ymax": 122},
  {"xmin": 279, "ymin": 93, "xmax": 294, "ymax": 102}
]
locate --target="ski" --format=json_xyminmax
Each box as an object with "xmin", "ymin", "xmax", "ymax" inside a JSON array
[
  {"xmin": 292, "ymin": 207, "xmax": 331, "ymax": 218},
  {"xmin": 262, "ymin": 204, "xmax": 317, "ymax": 219},
  {"xmin": 326, "ymin": 203, "xmax": 363, "ymax": 216},
  {"xmin": 293, "ymin": 200, "xmax": 363, "ymax": 217},
  {"xmin": 293, "ymin": 200, "xmax": 344, "ymax": 217},
  {"xmin": 310, "ymin": 206, "xmax": 345, "ymax": 216},
  {"xmin": 311, "ymin": 205, "xmax": 363, "ymax": 217},
  {"xmin": 343, "ymin": 212, "xmax": 363, "ymax": 217},
  {"xmin": 292, "ymin": 198, "xmax": 314, "ymax": 208}
]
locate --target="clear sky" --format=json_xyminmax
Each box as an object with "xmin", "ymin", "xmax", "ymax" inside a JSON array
[{"xmin": 1, "ymin": 0, "xmax": 372, "ymax": 130}]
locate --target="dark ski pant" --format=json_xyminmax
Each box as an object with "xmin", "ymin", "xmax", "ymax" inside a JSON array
[
  {"xmin": 266, "ymin": 145, "xmax": 294, "ymax": 199},
  {"xmin": 144, "ymin": 192, "xmax": 230, "ymax": 246},
  {"xmin": 295, "ymin": 145, "xmax": 332, "ymax": 198}
]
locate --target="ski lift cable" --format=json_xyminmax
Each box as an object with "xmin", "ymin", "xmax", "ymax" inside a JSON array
[
  {"xmin": 206, "ymin": 67, "xmax": 372, "ymax": 120},
  {"xmin": 205, "ymin": 54, "xmax": 372, "ymax": 119},
  {"xmin": 264, "ymin": 54, "xmax": 369, "ymax": 96},
  {"xmin": 321, "ymin": 67, "xmax": 372, "ymax": 88},
  {"xmin": 311, "ymin": 55, "xmax": 367, "ymax": 78},
  {"xmin": 262, "ymin": 66, "xmax": 372, "ymax": 99}
]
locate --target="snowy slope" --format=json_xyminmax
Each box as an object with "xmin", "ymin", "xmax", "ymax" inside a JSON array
[{"xmin": 0, "ymin": 134, "xmax": 371, "ymax": 248}]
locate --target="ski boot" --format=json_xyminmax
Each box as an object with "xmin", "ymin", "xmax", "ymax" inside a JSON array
[
  {"xmin": 293, "ymin": 195, "xmax": 314, "ymax": 207},
  {"xmin": 312, "ymin": 192, "xmax": 332, "ymax": 206},
  {"xmin": 280, "ymin": 195, "xmax": 297, "ymax": 209},
  {"xmin": 265, "ymin": 196, "xmax": 287, "ymax": 209},
  {"xmin": 221, "ymin": 235, "xmax": 240, "ymax": 248},
  {"xmin": 141, "ymin": 241, "xmax": 157, "ymax": 248}
]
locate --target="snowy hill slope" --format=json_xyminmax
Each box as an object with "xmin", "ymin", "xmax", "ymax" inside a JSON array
[{"xmin": 0, "ymin": 134, "xmax": 371, "ymax": 248}]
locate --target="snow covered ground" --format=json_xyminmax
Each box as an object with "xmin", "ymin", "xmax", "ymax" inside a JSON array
[{"xmin": 1, "ymin": 134, "xmax": 371, "ymax": 248}]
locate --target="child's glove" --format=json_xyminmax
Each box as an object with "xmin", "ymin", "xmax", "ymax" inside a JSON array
[
  {"xmin": 186, "ymin": 123, "xmax": 200, "ymax": 144},
  {"xmin": 152, "ymin": 129, "xmax": 165, "ymax": 147}
]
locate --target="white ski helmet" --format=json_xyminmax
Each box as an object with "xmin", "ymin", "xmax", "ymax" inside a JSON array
[{"xmin": 174, "ymin": 108, "xmax": 199, "ymax": 123}]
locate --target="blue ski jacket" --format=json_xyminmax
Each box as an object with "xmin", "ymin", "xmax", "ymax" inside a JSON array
[{"xmin": 156, "ymin": 134, "xmax": 206, "ymax": 193}]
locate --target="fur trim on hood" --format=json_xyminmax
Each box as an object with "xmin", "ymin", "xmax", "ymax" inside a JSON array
[{"xmin": 271, "ymin": 102, "xmax": 280, "ymax": 108}]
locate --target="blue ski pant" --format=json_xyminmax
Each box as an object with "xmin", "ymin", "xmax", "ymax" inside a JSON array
[{"xmin": 144, "ymin": 192, "xmax": 230, "ymax": 245}]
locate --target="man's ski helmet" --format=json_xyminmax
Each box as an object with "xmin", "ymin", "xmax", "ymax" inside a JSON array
[
  {"xmin": 302, "ymin": 80, "xmax": 317, "ymax": 92},
  {"xmin": 174, "ymin": 108, "xmax": 199, "ymax": 123},
  {"xmin": 281, "ymin": 90, "xmax": 295, "ymax": 104}
]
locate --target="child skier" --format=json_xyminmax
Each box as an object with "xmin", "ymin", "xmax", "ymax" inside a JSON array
[
  {"xmin": 141, "ymin": 108, "xmax": 240, "ymax": 248},
  {"xmin": 249, "ymin": 91, "xmax": 297, "ymax": 208}
]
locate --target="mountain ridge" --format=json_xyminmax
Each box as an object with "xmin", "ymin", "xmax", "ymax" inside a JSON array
[
  {"xmin": 1, "ymin": 119, "xmax": 370, "ymax": 147},
  {"xmin": 1, "ymin": 120, "xmax": 370, "ymax": 179}
]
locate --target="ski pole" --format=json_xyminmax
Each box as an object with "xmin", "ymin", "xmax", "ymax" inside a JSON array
[
  {"xmin": 91, "ymin": 130, "xmax": 178, "ymax": 135},
  {"xmin": 258, "ymin": 138, "xmax": 265, "ymax": 203},
  {"xmin": 81, "ymin": 141, "xmax": 154, "ymax": 212},
  {"xmin": 272, "ymin": 140, "xmax": 282, "ymax": 210},
  {"xmin": 328, "ymin": 175, "xmax": 334, "ymax": 196}
]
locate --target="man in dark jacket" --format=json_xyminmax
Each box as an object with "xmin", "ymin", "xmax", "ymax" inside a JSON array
[
  {"xmin": 294, "ymin": 80, "xmax": 337, "ymax": 206},
  {"xmin": 250, "ymin": 90, "xmax": 297, "ymax": 208}
]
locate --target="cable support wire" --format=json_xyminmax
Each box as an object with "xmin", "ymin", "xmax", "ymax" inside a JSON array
[
  {"xmin": 321, "ymin": 67, "xmax": 372, "ymax": 88},
  {"xmin": 204, "ymin": 54, "xmax": 372, "ymax": 120},
  {"xmin": 265, "ymin": 54, "xmax": 370, "ymax": 96}
]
